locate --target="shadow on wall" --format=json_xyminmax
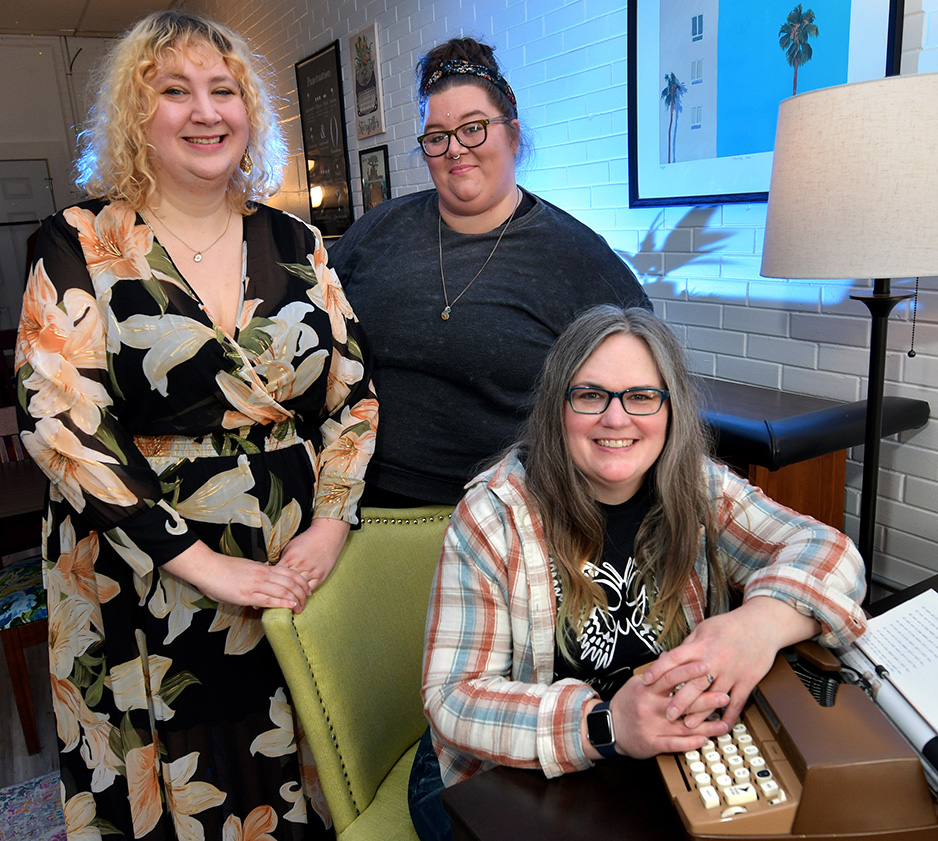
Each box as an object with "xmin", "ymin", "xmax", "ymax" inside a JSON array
[
  {"xmin": 618, "ymin": 207, "xmax": 923, "ymax": 314},
  {"xmin": 615, "ymin": 206, "xmax": 734, "ymax": 299}
]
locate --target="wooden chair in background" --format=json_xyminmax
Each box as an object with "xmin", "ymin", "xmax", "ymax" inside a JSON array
[
  {"xmin": 1, "ymin": 404, "xmax": 49, "ymax": 755},
  {"xmin": 0, "ymin": 329, "xmax": 16, "ymax": 407}
]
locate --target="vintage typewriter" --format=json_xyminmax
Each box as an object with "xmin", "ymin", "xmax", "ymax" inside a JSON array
[{"xmin": 655, "ymin": 644, "xmax": 938, "ymax": 840}]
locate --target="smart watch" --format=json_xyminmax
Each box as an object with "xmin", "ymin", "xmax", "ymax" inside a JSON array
[{"xmin": 586, "ymin": 701, "xmax": 619, "ymax": 759}]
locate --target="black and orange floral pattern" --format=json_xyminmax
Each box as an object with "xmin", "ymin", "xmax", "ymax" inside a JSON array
[{"xmin": 15, "ymin": 199, "xmax": 377, "ymax": 840}]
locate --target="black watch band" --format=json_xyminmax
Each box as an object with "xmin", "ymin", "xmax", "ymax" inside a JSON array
[{"xmin": 586, "ymin": 701, "xmax": 618, "ymax": 759}]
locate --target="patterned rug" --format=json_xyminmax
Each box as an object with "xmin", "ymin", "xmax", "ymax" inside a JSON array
[{"xmin": 0, "ymin": 772, "xmax": 65, "ymax": 841}]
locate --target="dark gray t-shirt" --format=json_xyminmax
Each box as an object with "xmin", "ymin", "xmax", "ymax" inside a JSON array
[{"xmin": 329, "ymin": 188, "xmax": 651, "ymax": 503}]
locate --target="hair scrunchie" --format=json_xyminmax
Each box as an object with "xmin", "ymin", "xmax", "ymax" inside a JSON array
[{"xmin": 419, "ymin": 59, "xmax": 517, "ymax": 115}]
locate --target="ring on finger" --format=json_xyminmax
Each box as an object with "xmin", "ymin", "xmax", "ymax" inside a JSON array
[
  {"xmin": 669, "ymin": 681, "xmax": 687, "ymax": 697},
  {"xmin": 705, "ymin": 673, "xmax": 715, "ymax": 685}
]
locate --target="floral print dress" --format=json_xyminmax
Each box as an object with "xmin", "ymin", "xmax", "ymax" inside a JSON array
[{"xmin": 14, "ymin": 199, "xmax": 378, "ymax": 840}]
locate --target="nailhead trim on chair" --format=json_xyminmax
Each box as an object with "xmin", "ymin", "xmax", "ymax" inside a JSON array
[
  {"xmin": 297, "ymin": 510, "xmax": 454, "ymax": 822},
  {"xmin": 362, "ymin": 514, "xmax": 453, "ymax": 525},
  {"xmin": 303, "ymin": 660, "xmax": 360, "ymax": 812}
]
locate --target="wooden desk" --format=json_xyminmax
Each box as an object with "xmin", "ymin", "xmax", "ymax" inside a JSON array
[
  {"xmin": 442, "ymin": 579, "xmax": 938, "ymax": 841},
  {"xmin": 698, "ymin": 379, "xmax": 929, "ymax": 530},
  {"xmin": 443, "ymin": 759, "xmax": 683, "ymax": 841}
]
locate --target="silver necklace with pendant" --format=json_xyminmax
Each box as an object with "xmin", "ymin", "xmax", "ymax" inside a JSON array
[
  {"xmin": 145, "ymin": 208, "xmax": 233, "ymax": 262},
  {"xmin": 439, "ymin": 188, "xmax": 521, "ymax": 321}
]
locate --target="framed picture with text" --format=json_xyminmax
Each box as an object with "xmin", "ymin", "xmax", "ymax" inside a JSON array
[
  {"xmin": 295, "ymin": 41, "xmax": 353, "ymax": 235},
  {"xmin": 627, "ymin": 0, "xmax": 904, "ymax": 207},
  {"xmin": 350, "ymin": 22, "xmax": 386, "ymax": 140},
  {"xmin": 359, "ymin": 145, "xmax": 391, "ymax": 211}
]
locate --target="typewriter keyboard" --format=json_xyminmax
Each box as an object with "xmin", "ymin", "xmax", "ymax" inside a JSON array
[{"xmin": 656, "ymin": 705, "xmax": 803, "ymax": 836}]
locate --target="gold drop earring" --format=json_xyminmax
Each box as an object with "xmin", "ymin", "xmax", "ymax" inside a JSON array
[{"xmin": 240, "ymin": 148, "xmax": 254, "ymax": 175}]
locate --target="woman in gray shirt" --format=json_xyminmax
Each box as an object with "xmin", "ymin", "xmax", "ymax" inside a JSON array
[{"xmin": 330, "ymin": 37, "xmax": 649, "ymax": 505}]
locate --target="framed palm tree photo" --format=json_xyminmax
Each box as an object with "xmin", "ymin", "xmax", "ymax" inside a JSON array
[{"xmin": 627, "ymin": 0, "xmax": 904, "ymax": 207}]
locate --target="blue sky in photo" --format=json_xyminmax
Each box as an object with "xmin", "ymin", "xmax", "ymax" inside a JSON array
[{"xmin": 716, "ymin": 1, "xmax": 852, "ymax": 156}]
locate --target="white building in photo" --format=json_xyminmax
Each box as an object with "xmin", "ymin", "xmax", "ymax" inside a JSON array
[{"xmin": 658, "ymin": 0, "xmax": 718, "ymax": 164}]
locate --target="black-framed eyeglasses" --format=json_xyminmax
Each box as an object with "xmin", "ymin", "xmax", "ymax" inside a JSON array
[
  {"xmin": 565, "ymin": 387, "xmax": 670, "ymax": 416},
  {"xmin": 417, "ymin": 117, "xmax": 513, "ymax": 157}
]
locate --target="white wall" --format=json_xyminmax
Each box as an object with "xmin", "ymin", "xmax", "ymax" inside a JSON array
[
  {"xmin": 11, "ymin": 0, "xmax": 938, "ymax": 590},
  {"xmin": 0, "ymin": 36, "xmax": 77, "ymax": 213},
  {"xmin": 0, "ymin": 34, "xmax": 116, "ymax": 211},
  {"xmin": 0, "ymin": 36, "xmax": 114, "ymax": 328}
]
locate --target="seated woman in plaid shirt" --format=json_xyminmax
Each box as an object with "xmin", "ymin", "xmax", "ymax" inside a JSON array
[{"xmin": 409, "ymin": 305, "xmax": 866, "ymax": 841}]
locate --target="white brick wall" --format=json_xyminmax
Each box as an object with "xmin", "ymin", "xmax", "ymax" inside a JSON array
[{"xmin": 180, "ymin": 0, "xmax": 938, "ymax": 590}]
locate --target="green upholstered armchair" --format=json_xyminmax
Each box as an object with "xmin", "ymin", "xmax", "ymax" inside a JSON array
[{"xmin": 263, "ymin": 506, "xmax": 453, "ymax": 841}]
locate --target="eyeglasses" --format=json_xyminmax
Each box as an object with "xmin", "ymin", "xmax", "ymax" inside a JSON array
[
  {"xmin": 417, "ymin": 117, "xmax": 513, "ymax": 157},
  {"xmin": 565, "ymin": 387, "xmax": 670, "ymax": 416}
]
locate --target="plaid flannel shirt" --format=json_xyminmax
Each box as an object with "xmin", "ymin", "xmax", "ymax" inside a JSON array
[{"xmin": 421, "ymin": 450, "xmax": 866, "ymax": 786}]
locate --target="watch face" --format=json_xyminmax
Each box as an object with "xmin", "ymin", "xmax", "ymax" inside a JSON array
[{"xmin": 587, "ymin": 707, "xmax": 614, "ymax": 746}]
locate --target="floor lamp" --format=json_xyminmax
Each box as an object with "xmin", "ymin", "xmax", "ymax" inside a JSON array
[{"xmin": 760, "ymin": 72, "xmax": 938, "ymax": 597}]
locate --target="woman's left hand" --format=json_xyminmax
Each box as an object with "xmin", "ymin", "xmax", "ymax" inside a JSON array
[
  {"xmin": 279, "ymin": 517, "xmax": 351, "ymax": 591},
  {"xmin": 640, "ymin": 596, "xmax": 821, "ymax": 727}
]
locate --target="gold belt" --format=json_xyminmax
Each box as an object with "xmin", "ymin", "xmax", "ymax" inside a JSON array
[{"xmin": 134, "ymin": 421, "xmax": 303, "ymax": 461}]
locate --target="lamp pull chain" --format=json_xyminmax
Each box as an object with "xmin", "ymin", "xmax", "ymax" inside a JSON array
[{"xmin": 908, "ymin": 276, "xmax": 920, "ymax": 358}]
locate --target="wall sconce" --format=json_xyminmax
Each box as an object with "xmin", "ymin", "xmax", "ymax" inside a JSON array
[{"xmin": 306, "ymin": 159, "xmax": 322, "ymax": 208}]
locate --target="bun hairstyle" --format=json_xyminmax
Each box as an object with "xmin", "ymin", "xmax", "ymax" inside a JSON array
[{"xmin": 416, "ymin": 37, "xmax": 518, "ymax": 124}]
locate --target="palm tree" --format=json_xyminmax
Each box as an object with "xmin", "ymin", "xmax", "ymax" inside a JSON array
[
  {"xmin": 779, "ymin": 5, "xmax": 818, "ymax": 95},
  {"xmin": 660, "ymin": 72, "xmax": 687, "ymax": 164}
]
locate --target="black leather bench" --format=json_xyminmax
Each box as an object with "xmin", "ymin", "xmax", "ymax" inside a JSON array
[{"xmin": 696, "ymin": 377, "xmax": 930, "ymax": 528}]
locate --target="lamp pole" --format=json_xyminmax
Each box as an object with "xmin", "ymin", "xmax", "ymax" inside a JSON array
[{"xmin": 849, "ymin": 277, "xmax": 912, "ymax": 602}]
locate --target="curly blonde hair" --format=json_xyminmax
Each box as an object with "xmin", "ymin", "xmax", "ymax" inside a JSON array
[{"xmin": 75, "ymin": 10, "xmax": 286, "ymax": 213}]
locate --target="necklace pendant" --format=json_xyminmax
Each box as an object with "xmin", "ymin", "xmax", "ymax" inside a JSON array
[
  {"xmin": 441, "ymin": 307, "xmax": 451, "ymax": 321},
  {"xmin": 193, "ymin": 252, "xmax": 203, "ymax": 263}
]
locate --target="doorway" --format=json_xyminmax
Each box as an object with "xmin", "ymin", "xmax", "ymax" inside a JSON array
[{"xmin": 0, "ymin": 160, "xmax": 56, "ymax": 331}]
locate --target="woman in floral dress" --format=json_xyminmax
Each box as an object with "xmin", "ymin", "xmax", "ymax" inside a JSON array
[{"xmin": 14, "ymin": 11, "xmax": 376, "ymax": 840}]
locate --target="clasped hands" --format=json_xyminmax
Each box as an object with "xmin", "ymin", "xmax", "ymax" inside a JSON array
[
  {"xmin": 599, "ymin": 598, "xmax": 808, "ymax": 760},
  {"xmin": 164, "ymin": 518, "xmax": 350, "ymax": 614}
]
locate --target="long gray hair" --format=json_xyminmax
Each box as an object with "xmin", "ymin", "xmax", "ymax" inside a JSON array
[{"xmin": 519, "ymin": 306, "xmax": 724, "ymax": 653}]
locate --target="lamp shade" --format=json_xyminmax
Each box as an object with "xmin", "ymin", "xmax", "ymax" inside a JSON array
[{"xmin": 761, "ymin": 72, "xmax": 938, "ymax": 280}]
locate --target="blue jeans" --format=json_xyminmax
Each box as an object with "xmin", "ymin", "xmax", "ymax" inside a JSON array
[{"xmin": 408, "ymin": 728, "xmax": 454, "ymax": 841}]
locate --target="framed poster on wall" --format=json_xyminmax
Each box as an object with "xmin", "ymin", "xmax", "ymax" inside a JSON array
[
  {"xmin": 295, "ymin": 41, "xmax": 353, "ymax": 235},
  {"xmin": 359, "ymin": 145, "xmax": 390, "ymax": 211},
  {"xmin": 350, "ymin": 22, "xmax": 386, "ymax": 140},
  {"xmin": 627, "ymin": 0, "xmax": 905, "ymax": 207}
]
